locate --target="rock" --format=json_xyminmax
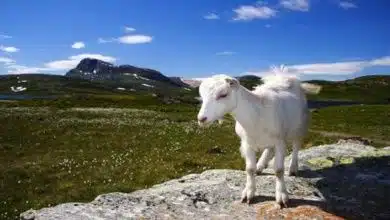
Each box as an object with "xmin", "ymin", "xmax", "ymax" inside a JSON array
[
  {"xmin": 337, "ymin": 136, "xmax": 372, "ymax": 145},
  {"xmin": 20, "ymin": 143, "xmax": 390, "ymax": 220},
  {"xmin": 256, "ymin": 202, "xmax": 344, "ymax": 220}
]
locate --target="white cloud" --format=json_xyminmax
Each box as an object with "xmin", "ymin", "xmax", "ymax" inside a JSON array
[
  {"xmin": 233, "ymin": 5, "xmax": 277, "ymax": 21},
  {"xmin": 339, "ymin": 1, "xmax": 357, "ymax": 9},
  {"xmin": 0, "ymin": 34, "xmax": 12, "ymax": 39},
  {"xmin": 265, "ymin": 24, "xmax": 272, "ymax": 28},
  {"xmin": 0, "ymin": 45, "xmax": 20, "ymax": 53},
  {"xmin": 117, "ymin": 35, "xmax": 153, "ymax": 44},
  {"xmin": 0, "ymin": 57, "xmax": 15, "ymax": 64},
  {"xmin": 7, "ymin": 64, "xmax": 52, "ymax": 74},
  {"xmin": 71, "ymin": 41, "xmax": 85, "ymax": 49},
  {"xmin": 98, "ymin": 34, "xmax": 153, "ymax": 44},
  {"xmin": 280, "ymin": 0, "xmax": 310, "ymax": 12},
  {"xmin": 44, "ymin": 53, "xmax": 117, "ymax": 70},
  {"xmin": 124, "ymin": 26, "xmax": 136, "ymax": 32},
  {"xmin": 243, "ymin": 56, "xmax": 390, "ymax": 76},
  {"xmin": 204, "ymin": 13, "xmax": 220, "ymax": 20},
  {"xmin": 370, "ymin": 56, "xmax": 390, "ymax": 66},
  {"xmin": 44, "ymin": 60, "xmax": 79, "ymax": 70},
  {"xmin": 289, "ymin": 61, "xmax": 367, "ymax": 74},
  {"xmin": 216, "ymin": 51, "xmax": 236, "ymax": 56}
]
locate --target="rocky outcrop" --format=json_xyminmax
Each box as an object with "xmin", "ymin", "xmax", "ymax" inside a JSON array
[{"xmin": 21, "ymin": 142, "xmax": 390, "ymax": 220}]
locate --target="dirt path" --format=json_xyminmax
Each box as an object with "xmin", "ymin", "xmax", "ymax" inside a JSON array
[{"xmin": 309, "ymin": 129, "xmax": 390, "ymax": 146}]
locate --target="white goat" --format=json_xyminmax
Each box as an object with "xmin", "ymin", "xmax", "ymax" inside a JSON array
[{"xmin": 196, "ymin": 68, "xmax": 321, "ymax": 207}]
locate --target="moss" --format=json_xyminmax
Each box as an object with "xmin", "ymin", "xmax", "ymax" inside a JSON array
[
  {"xmin": 339, "ymin": 157, "xmax": 355, "ymax": 165},
  {"xmin": 307, "ymin": 157, "xmax": 334, "ymax": 168},
  {"xmin": 359, "ymin": 149, "xmax": 390, "ymax": 158}
]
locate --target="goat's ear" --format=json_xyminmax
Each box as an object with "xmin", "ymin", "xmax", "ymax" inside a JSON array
[{"xmin": 225, "ymin": 78, "xmax": 239, "ymax": 88}]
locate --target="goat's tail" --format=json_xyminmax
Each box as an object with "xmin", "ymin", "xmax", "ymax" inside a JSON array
[
  {"xmin": 262, "ymin": 64, "xmax": 322, "ymax": 95},
  {"xmin": 300, "ymin": 83, "xmax": 322, "ymax": 94}
]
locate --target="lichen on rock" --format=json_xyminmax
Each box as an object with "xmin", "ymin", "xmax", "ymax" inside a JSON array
[{"xmin": 307, "ymin": 157, "xmax": 334, "ymax": 168}]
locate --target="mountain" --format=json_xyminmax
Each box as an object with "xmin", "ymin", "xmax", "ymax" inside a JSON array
[
  {"xmin": 168, "ymin": 77, "xmax": 191, "ymax": 88},
  {"xmin": 181, "ymin": 79, "xmax": 202, "ymax": 88},
  {"xmin": 66, "ymin": 58, "xmax": 189, "ymax": 88}
]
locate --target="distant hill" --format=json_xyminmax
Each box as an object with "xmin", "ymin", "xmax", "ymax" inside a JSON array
[
  {"xmin": 168, "ymin": 77, "xmax": 191, "ymax": 88},
  {"xmin": 235, "ymin": 75, "xmax": 262, "ymax": 89},
  {"xmin": 66, "ymin": 58, "xmax": 190, "ymax": 89},
  {"xmin": 305, "ymin": 75, "xmax": 390, "ymax": 103},
  {"xmin": 0, "ymin": 57, "xmax": 389, "ymax": 104},
  {"xmin": 0, "ymin": 73, "xmax": 193, "ymax": 99}
]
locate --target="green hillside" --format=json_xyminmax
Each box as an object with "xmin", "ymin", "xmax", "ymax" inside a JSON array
[
  {"xmin": 0, "ymin": 74, "xmax": 198, "ymax": 108},
  {"xmin": 306, "ymin": 75, "xmax": 390, "ymax": 103},
  {"xmin": 1, "ymin": 74, "xmax": 390, "ymax": 105}
]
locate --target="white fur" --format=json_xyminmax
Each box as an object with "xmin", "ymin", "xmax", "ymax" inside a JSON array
[{"xmin": 197, "ymin": 68, "xmax": 321, "ymax": 206}]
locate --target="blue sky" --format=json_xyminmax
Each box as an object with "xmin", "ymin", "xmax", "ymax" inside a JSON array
[{"xmin": 1, "ymin": 0, "xmax": 390, "ymax": 80}]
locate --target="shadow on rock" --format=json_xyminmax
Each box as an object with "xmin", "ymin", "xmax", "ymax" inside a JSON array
[
  {"xmin": 250, "ymin": 194, "xmax": 326, "ymax": 208},
  {"xmin": 307, "ymin": 155, "xmax": 390, "ymax": 220}
]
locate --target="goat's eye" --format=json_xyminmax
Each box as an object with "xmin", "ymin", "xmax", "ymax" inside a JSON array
[{"xmin": 217, "ymin": 93, "xmax": 228, "ymax": 100}]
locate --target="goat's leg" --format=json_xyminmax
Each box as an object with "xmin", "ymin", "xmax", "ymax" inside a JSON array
[
  {"xmin": 274, "ymin": 140, "xmax": 289, "ymax": 207},
  {"xmin": 256, "ymin": 147, "xmax": 274, "ymax": 175},
  {"xmin": 288, "ymin": 139, "xmax": 301, "ymax": 176},
  {"xmin": 240, "ymin": 141, "xmax": 257, "ymax": 204}
]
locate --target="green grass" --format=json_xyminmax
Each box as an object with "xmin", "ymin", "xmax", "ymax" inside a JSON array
[
  {"xmin": 0, "ymin": 104, "xmax": 389, "ymax": 219},
  {"xmin": 310, "ymin": 105, "xmax": 390, "ymax": 145}
]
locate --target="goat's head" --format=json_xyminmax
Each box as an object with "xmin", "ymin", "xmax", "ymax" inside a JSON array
[{"xmin": 197, "ymin": 75, "xmax": 240, "ymax": 126}]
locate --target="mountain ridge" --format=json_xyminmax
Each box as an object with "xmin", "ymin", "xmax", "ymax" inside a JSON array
[
  {"xmin": 1, "ymin": 58, "xmax": 389, "ymax": 103},
  {"xmin": 65, "ymin": 58, "xmax": 188, "ymax": 88}
]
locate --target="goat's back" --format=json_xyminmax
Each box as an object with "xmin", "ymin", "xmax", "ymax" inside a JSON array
[{"xmin": 251, "ymin": 74, "xmax": 310, "ymax": 139}]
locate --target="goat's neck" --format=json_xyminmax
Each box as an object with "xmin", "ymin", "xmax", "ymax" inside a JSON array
[{"xmin": 231, "ymin": 86, "xmax": 263, "ymax": 130}]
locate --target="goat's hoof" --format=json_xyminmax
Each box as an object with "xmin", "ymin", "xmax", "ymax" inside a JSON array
[
  {"xmin": 241, "ymin": 196, "xmax": 254, "ymax": 204},
  {"xmin": 241, "ymin": 195, "xmax": 255, "ymax": 205},
  {"xmin": 276, "ymin": 192, "xmax": 289, "ymax": 208},
  {"xmin": 280, "ymin": 200, "xmax": 288, "ymax": 208},
  {"xmin": 256, "ymin": 165, "xmax": 266, "ymax": 175},
  {"xmin": 240, "ymin": 196, "xmax": 247, "ymax": 203},
  {"xmin": 288, "ymin": 171, "xmax": 297, "ymax": 176},
  {"xmin": 274, "ymin": 201, "xmax": 288, "ymax": 210}
]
